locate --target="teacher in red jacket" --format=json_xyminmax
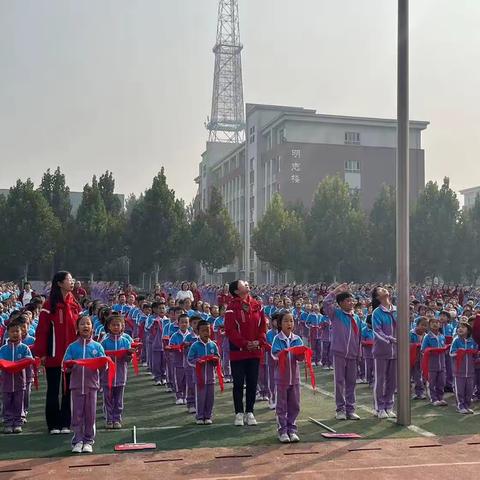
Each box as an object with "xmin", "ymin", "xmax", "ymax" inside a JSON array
[
  {"xmin": 35, "ymin": 271, "xmax": 81, "ymax": 434},
  {"xmin": 225, "ymin": 280, "xmax": 267, "ymax": 427}
]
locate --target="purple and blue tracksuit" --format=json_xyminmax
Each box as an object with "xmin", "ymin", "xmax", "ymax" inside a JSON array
[
  {"xmin": 164, "ymin": 321, "xmax": 179, "ymax": 390},
  {"xmin": 372, "ymin": 306, "xmax": 397, "ymax": 413},
  {"xmin": 410, "ymin": 330, "xmax": 426, "ymax": 397},
  {"xmin": 0, "ymin": 341, "xmax": 32, "ymax": 428},
  {"xmin": 169, "ymin": 330, "xmax": 191, "ymax": 401},
  {"xmin": 324, "ymin": 293, "xmax": 362, "ymax": 414},
  {"xmin": 265, "ymin": 328, "xmax": 277, "ymax": 405},
  {"xmin": 184, "ymin": 332, "xmax": 198, "ymax": 409},
  {"xmin": 63, "ymin": 338, "xmax": 106, "ymax": 446},
  {"xmin": 21, "ymin": 334, "xmax": 35, "ymax": 419},
  {"xmin": 271, "ymin": 331, "xmax": 304, "ymax": 436},
  {"xmin": 147, "ymin": 315, "xmax": 166, "ymax": 382},
  {"xmin": 101, "ymin": 333, "xmax": 132, "ymax": 423},
  {"xmin": 421, "ymin": 332, "xmax": 446, "ymax": 402},
  {"xmin": 306, "ymin": 313, "xmax": 322, "ymax": 364},
  {"xmin": 319, "ymin": 315, "xmax": 332, "ymax": 368},
  {"xmin": 443, "ymin": 323, "xmax": 455, "ymax": 390},
  {"xmin": 450, "ymin": 336, "xmax": 478, "ymax": 410},
  {"xmin": 187, "ymin": 339, "xmax": 220, "ymax": 421},
  {"xmin": 361, "ymin": 324, "xmax": 374, "ymax": 386}
]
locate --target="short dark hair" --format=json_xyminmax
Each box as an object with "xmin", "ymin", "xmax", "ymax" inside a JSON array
[
  {"xmin": 178, "ymin": 313, "xmax": 189, "ymax": 322},
  {"xmin": 7, "ymin": 318, "xmax": 24, "ymax": 330},
  {"xmin": 336, "ymin": 292, "xmax": 354, "ymax": 304},
  {"xmin": 197, "ymin": 320, "xmax": 210, "ymax": 331},
  {"xmin": 229, "ymin": 280, "xmax": 240, "ymax": 297}
]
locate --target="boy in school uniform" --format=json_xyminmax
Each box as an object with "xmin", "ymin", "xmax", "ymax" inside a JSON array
[
  {"xmin": 306, "ymin": 305, "xmax": 322, "ymax": 365},
  {"xmin": 410, "ymin": 316, "xmax": 428, "ymax": 400},
  {"xmin": 323, "ymin": 283, "xmax": 362, "ymax": 420},
  {"xmin": 168, "ymin": 314, "xmax": 191, "ymax": 405}
]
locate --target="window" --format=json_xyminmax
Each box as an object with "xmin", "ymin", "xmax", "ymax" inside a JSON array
[
  {"xmin": 278, "ymin": 127, "xmax": 286, "ymax": 144},
  {"xmin": 249, "ymin": 157, "xmax": 254, "ymax": 171},
  {"xmin": 249, "ymin": 126, "xmax": 256, "ymax": 144},
  {"xmin": 345, "ymin": 160, "xmax": 360, "ymax": 173},
  {"xmin": 345, "ymin": 131, "xmax": 360, "ymax": 145},
  {"xmin": 265, "ymin": 131, "xmax": 272, "ymax": 151},
  {"xmin": 249, "ymin": 196, "xmax": 254, "ymax": 209},
  {"xmin": 249, "ymin": 170, "xmax": 254, "ymax": 185}
]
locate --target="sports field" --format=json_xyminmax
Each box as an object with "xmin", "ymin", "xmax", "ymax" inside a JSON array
[{"xmin": 1, "ymin": 365, "xmax": 478, "ymax": 462}]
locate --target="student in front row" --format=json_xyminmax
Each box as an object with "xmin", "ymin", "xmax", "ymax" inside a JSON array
[
  {"xmin": 63, "ymin": 315, "xmax": 106, "ymax": 453},
  {"xmin": 271, "ymin": 310, "xmax": 304, "ymax": 443},
  {"xmin": 449, "ymin": 320, "xmax": 477, "ymax": 414},
  {"xmin": 187, "ymin": 320, "xmax": 220, "ymax": 425},
  {"xmin": 0, "ymin": 318, "xmax": 33, "ymax": 434}
]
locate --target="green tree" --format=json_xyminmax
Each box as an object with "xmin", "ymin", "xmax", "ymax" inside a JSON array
[
  {"xmin": 251, "ymin": 194, "xmax": 306, "ymax": 278},
  {"xmin": 465, "ymin": 194, "xmax": 480, "ymax": 283},
  {"xmin": 307, "ymin": 175, "xmax": 367, "ymax": 282},
  {"xmin": 38, "ymin": 167, "xmax": 72, "ymax": 271},
  {"xmin": 190, "ymin": 187, "xmax": 241, "ymax": 273},
  {"xmin": 0, "ymin": 179, "xmax": 61, "ymax": 278},
  {"xmin": 368, "ymin": 185, "xmax": 396, "ymax": 281},
  {"xmin": 69, "ymin": 176, "xmax": 109, "ymax": 276},
  {"xmin": 411, "ymin": 178, "xmax": 459, "ymax": 281},
  {"xmin": 98, "ymin": 170, "xmax": 122, "ymax": 216},
  {"xmin": 127, "ymin": 168, "xmax": 188, "ymax": 277}
]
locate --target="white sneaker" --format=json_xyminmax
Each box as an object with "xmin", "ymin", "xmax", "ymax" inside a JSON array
[
  {"xmin": 386, "ymin": 410, "xmax": 397, "ymax": 418},
  {"xmin": 439, "ymin": 400, "xmax": 448, "ymax": 406},
  {"xmin": 268, "ymin": 402, "xmax": 276, "ymax": 410},
  {"xmin": 457, "ymin": 407, "xmax": 469, "ymax": 414},
  {"xmin": 347, "ymin": 412, "xmax": 361, "ymax": 420},
  {"xmin": 322, "ymin": 366, "xmax": 330, "ymax": 371},
  {"xmin": 279, "ymin": 433, "xmax": 291, "ymax": 443},
  {"xmin": 142, "ymin": 362, "xmax": 148, "ymax": 367},
  {"xmin": 166, "ymin": 387, "xmax": 172, "ymax": 393},
  {"xmin": 175, "ymin": 398, "xmax": 184, "ymax": 405},
  {"xmin": 72, "ymin": 442, "xmax": 83, "ymax": 453},
  {"xmin": 50, "ymin": 429, "xmax": 61, "ymax": 435},
  {"xmin": 234, "ymin": 413, "xmax": 244, "ymax": 426},
  {"xmin": 196, "ymin": 419, "xmax": 205, "ymax": 425},
  {"xmin": 245, "ymin": 412, "xmax": 257, "ymax": 426},
  {"xmin": 155, "ymin": 380, "xmax": 163, "ymax": 386},
  {"xmin": 335, "ymin": 411, "xmax": 347, "ymax": 420},
  {"xmin": 356, "ymin": 378, "xmax": 363, "ymax": 384},
  {"xmin": 289, "ymin": 432, "xmax": 300, "ymax": 442},
  {"xmin": 60, "ymin": 428, "xmax": 71, "ymax": 434},
  {"xmin": 467, "ymin": 408, "xmax": 475, "ymax": 414},
  {"xmin": 377, "ymin": 410, "xmax": 389, "ymax": 419},
  {"xmin": 188, "ymin": 406, "xmax": 196, "ymax": 414},
  {"xmin": 82, "ymin": 443, "xmax": 93, "ymax": 453},
  {"xmin": 204, "ymin": 419, "xmax": 213, "ymax": 425}
]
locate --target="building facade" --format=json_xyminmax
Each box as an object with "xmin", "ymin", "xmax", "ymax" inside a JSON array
[
  {"xmin": 460, "ymin": 186, "xmax": 480, "ymax": 210},
  {"xmin": 196, "ymin": 103, "xmax": 429, "ymax": 284}
]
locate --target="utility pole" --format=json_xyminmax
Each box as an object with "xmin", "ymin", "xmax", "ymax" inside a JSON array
[{"xmin": 396, "ymin": 0, "xmax": 411, "ymax": 427}]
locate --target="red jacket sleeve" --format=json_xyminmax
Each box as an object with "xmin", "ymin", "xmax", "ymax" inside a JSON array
[
  {"xmin": 34, "ymin": 306, "xmax": 51, "ymax": 358},
  {"xmin": 225, "ymin": 308, "xmax": 249, "ymax": 350}
]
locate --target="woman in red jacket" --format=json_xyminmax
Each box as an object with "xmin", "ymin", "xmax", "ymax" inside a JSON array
[
  {"xmin": 225, "ymin": 280, "xmax": 267, "ymax": 427},
  {"xmin": 35, "ymin": 271, "xmax": 81, "ymax": 434}
]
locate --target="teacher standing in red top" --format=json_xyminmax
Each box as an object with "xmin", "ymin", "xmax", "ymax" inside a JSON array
[
  {"xmin": 35, "ymin": 271, "xmax": 81, "ymax": 434},
  {"xmin": 225, "ymin": 280, "xmax": 267, "ymax": 427}
]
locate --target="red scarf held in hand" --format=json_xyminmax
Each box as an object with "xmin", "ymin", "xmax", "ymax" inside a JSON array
[
  {"xmin": 445, "ymin": 336, "xmax": 453, "ymax": 346},
  {"xmin": 105, "ymin": 348, "xmax": 140, "ymax": 376},
  {"xmin": 410, "ymin": 343, "xmax": 421, "ymax": 368},
  {"xmin": 455, "ymin": 349, "xmax": 478, "ymax": 371},
  {"xmin": 347, "ymin": 314, "xmax": 359, "ymax": 336},
  {"xmin": 421, "ymin": 346, "xmax": 449, "ymax": 379},
  {"xmin": 63, "ymin": 357, "xmax": 116, "ymax": 393},
  {"xmin": 361, "ymin": 340, "xmax": 373, "ymax": 348},
  {"xmin": 278, "ymin": 346, "xmax": 316, "ymax": 390},
  {"xmin": 165, "ymin": 344, "xmax": 184, "ymax": 352},
  {"xmin": 195, "ymin": 355, "xmax": 224, "ymax": 392},
  {"xmin": 0, "ymin": 357, "xmax": 41, "ymax": 390}
]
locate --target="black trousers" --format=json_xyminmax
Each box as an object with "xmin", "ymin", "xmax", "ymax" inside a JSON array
[
  {"xmin": 45, "ymin": 367, "xmax": 71, "ymax": 431},
  {"xmin": 231, "ymin": 358, "xmax": 260, "ymax": 414}
]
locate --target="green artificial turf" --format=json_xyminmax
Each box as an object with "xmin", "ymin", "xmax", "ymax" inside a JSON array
[{"xmin": 0, "ymin": 366, "xmax": 477, "ymax": 460}]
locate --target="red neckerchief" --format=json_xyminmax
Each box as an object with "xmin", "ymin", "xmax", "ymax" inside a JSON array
[
  {"xmin": 361, "ymin": 340, "xmax": 374, "ymax": 347},
  {"xmin": 346, "ymin": 313, "xmax": 359, "ymax": 336},
  {"xmin": 195, "ymin": 355, "xmax": 224, "ymax": 392},
  {"xmin": 105, "ymin": 342, "xmax": 141, "ymax": 376},
  {"xmin": 421, "ymin": 347, "xmax": 449, "ymax": 379},
  {"xmin": 0, "ymin": 357, "xmax": 41, "ymax": 390},
  {"xmin": 278, "ymin": 346, "xmax": 316, "ymax": 390},
  {"xmin": 63, "ymin": 357, "xmax": 115, "ymax": 393},
  {"xmin": 410, "ymin": 343, "xmax": 421, "ymax": 367},
  {"xmin": 455, "ymin": 349, "xmax": 478, "ymax": 371}
]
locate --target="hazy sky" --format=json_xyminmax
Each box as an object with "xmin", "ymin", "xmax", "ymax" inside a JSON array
[{"xmin": 1, "ymin": 0, "xmax": 479, "ymax": 203}]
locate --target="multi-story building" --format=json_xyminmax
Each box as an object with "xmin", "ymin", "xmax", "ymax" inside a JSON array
[
  {"xmin": 196, "ymin": 103, "xmax": 429, "ymax": 284},
  {"xmin": 460, "ymin": 186, "xmax": 480, "ymax": 210}
]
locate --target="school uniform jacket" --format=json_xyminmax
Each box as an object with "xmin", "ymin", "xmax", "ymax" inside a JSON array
[
  {"xmin": 271, "ymin": 332, "xmax": 304, "ymax": 386},
  {"xmin": 421, "ymin": 332, "xmax": 446, "ymax": 372},
  {"xmin": 187, "ymin": 339, "xmax": 220, "ymax": 385},
  {"xmin": 449, "ymin": 336, "xmax": 478, "ymax": 377},
  {"xmin": 0, "ymin": 341, "xmax": 32, "ymax": 392},
  {"xmin": 372, "ymin": 306, "xmax": 397, "ymax": 359},
  {"xmin": 101, "ymin": 334, "xmax": 132, "ymax": 387}
]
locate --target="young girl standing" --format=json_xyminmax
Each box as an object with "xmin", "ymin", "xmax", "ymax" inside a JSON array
[
  {"xmin": 101, "ymin": 314, "xmax": 133, "ymax": 429},
  {"xmin": 63, "ymin": 315, "xmax": 107, "ymax": 453},
  {"xmin": 271, "ymin": 311, "xmax": 305, "ymax": 443}
]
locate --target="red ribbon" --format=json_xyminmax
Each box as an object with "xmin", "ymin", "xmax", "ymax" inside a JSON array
[
  {"xmin": 455, "ymin": 349, "xmax": 478, "ymax": 371},
  {"xmin": 410, "ymin": 343, "xmax": 421, "ymax": 368},
  {"xmin": 195, "ymin": 355, "xmax": 224, "ymax": 392},
  {"xmin": 421, "ymin": 347, "xmax": 449, "ymax": 379},
  {"xmin": 165, "ymin": 344, "xmax": 184, "ymax": 352},
  {"xmin": 63, "ymin": 357, "xmax": 116, "ymax": 393},
  {"xmin": 445, "ymin": 336, "xmax": 453, "ymax": 346},
  {"xmin": 105, "ymin": 349, "xmax": 139, "ymax": 376},
  {"xmin": 125, "ymin": 316, "xmax": 135, "ymax": 331},
  {"xmin": 0, "ymin": 357, "xmax": 41, "ymax": 390},
  {"xmin": 347, "ymin": 314, "xmax": 359, "ymax": 336},
  {"xmin": 278, "ymin": 346, "xmax": 316, "ymax": 390},
  {"xmin": 361, "ymin": 340, "xmax": 373, "ymax": 347}
]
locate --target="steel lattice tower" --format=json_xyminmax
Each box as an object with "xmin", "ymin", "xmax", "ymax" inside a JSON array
[{"xmin": 207, "ymin": 0, "xmax": 245, "ymax": 143}]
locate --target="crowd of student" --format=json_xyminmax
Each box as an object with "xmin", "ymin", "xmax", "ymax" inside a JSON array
[{"xmin": 1, "ymin": 276, "xmax": 480, "ymax": 452}]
